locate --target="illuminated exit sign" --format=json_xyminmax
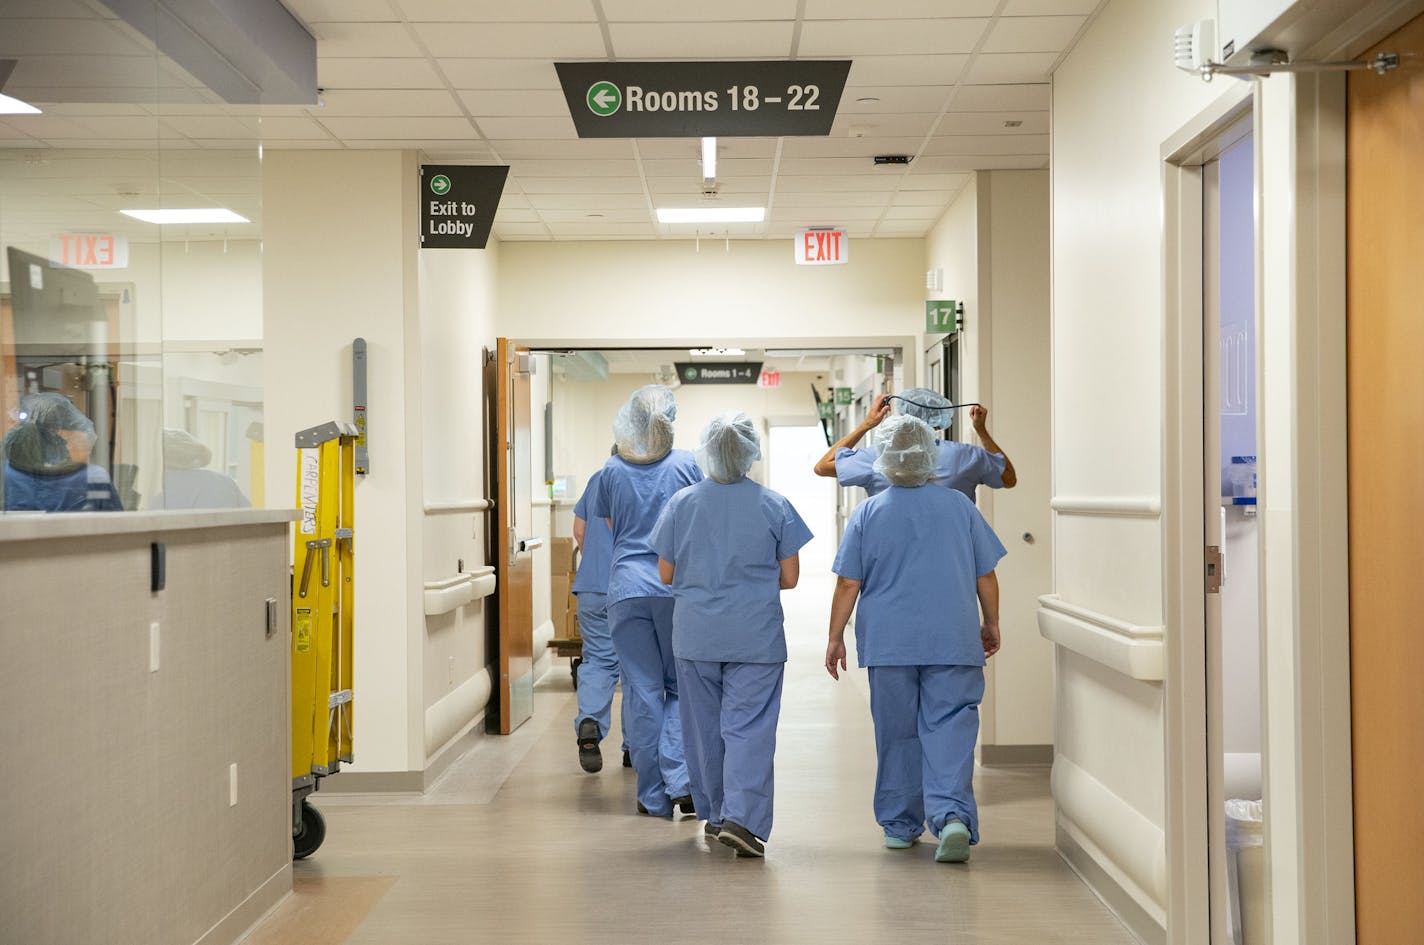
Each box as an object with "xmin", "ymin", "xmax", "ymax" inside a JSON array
[
  {"xmin": 794, "ymin": 229, "xmax": 848, "ymax": 266},
  {"xmin": 51, "ymin": 233, "xmax": 128, "ymax": 269}
]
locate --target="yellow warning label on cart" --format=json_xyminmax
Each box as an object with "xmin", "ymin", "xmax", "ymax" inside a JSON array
[{"xmin": 295, "ymin": 609, "xmax": 313, "ymax": 653}]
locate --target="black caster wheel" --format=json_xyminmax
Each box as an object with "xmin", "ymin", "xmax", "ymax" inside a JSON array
[
  {"xmin": 293, "ymin": 799, "xmax": 326, "ymax": 860},
  {"xmin": 571, "ymin": 656, "xmax": 582, "ymax": 690}
]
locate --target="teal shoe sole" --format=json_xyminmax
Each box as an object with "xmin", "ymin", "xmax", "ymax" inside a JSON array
[
  {"xmin": 884, "ymin": 835, "xmax": 915, "ymax": 850},
  {"xmin": 935, "ymin": 823, "xmax": 971, "ymax": 863}
]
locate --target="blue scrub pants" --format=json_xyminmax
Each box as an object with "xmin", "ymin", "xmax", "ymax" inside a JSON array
[
  {"xmin": 571, "ymin": 592, "xmax": 626, "ymax": 744},
  {"xmin": 867, "ymin": 664, "xmax": 985, "ymax": 844},
  {"xmin": 676, "ymin": 659, "xmax": 784, "ymax": 841},
  {"xmin": 609, "ymin": 596, "xmax": 688, "ymax": 815}
]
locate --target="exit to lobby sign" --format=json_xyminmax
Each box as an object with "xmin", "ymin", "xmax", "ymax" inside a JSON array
[{"xmin": 794, "ymin": 229, "xmax": 848, "ymax": 266}]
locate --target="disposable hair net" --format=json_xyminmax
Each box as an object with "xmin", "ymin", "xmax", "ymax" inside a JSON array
[
  {"xmin": 163, "ymin": 428, "xmax": 213, "ymax": 470},
  {"xmin": 891, "ymin": 387, "xmax": 955, "ymax": 430},
  {"xmin": 612, "ymin": 384, "xmax": 677, "ymax": 464},
  {"xmin": 872, "ymin": 415, "xmax": 938, "ymax": 487},
  {"xmin": 697, "ymin": 412, "xmax": 761, "ymax": 483},
  {"xmin": 3, "ymin": 392, "xmax": 94, "ymax": 474}
]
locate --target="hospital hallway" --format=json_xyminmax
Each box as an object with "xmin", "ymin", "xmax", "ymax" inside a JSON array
[{"xmin": 248, "ymin": 569, "xmax": 1135, "ymax": 945}]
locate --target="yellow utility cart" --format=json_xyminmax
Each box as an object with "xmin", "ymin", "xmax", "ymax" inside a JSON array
[{"xmin": 290, "ymin": 421, "xmax": 357, "ymax": 859}]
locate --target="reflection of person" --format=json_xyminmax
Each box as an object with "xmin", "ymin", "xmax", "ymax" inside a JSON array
[
  {"xmin": 813, "ymin": 388, "xmax": 1017, "ymax": 501},
  {"xmin": 2, "ymin": 392, "xmax": 122, "ymax": 512},
  {"xmin": 156, "ymin": 428, "xmax": 250, "ymax": 509},
  {"xmin": 651, "ymin": 413, "xmax": 812, "ymax": 858},
  {"xmin": 589, "ymin": 385, "xmax": 702, "ymax": 819},
  {"xmin": 824, "ymin": 415, "xmax": 1006, "ymax": 864},
  {"xmin": 571, "ymin": 455, "xmax": 628, "ymax": 773}
]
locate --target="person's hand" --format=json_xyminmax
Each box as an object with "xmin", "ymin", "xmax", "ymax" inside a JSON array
[
  {"xmin": 981, "ymin": 622, "xmax": 1001, "ymax": 658},
  {"xmin": 825, "ymin": 638, "xmax": 848, "ymax": 679},
  {"xmin": 969, "ymin": 404, "xmax": 989, "ymax": 432},
  {"xmin": 863, "ymin": 393, "xmax": 892, "ymax": 430}
]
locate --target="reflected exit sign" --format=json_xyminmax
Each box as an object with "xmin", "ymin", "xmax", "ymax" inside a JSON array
[
  {"xmin": 794, "ymin": 228, "xmax": 848, "ymax": 265},
  {"xmin": 51, "ymin": 233, "xmax": 128, "ymax": 269}
]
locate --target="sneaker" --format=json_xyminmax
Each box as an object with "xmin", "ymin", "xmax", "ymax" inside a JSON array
[
  {"xmin": 884, "ymin": 834, "xmax": 916, "ymax": 850},
  {"xmin": 636, "ymin": 801, "xmax": 671, "ymax": 818},
  {"xmin": 672, "ymin": 794, "xmax": 696, "ymax": 816},
  {"xmin": 717, "ymin": 820, "xmax": 765, "ymax": 858},
  {"xmin": 703, "ymin": 821, "xmax": 721, "ymax": 839},
  {"xmin": 622, "ymin": 749, "xmax": 632, "ymax": 768},
  {"xmin": 576, "ymin": 718, "xmax": 602, "ymax": 773},
  {"xmin": 935, "ymin": 821, "xmax": 971, "ymax": 863}
]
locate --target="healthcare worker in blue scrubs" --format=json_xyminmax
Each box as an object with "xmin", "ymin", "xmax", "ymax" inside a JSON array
[
  {"xmin": 589, "ymin": 385, "xmax": 702, "ymax": 817},
  {"xmin": 825, "ymin": 414, "xmax": 1006, "ymax": 863},
  {"xmin": 812, "ymin": 388, "xmax": 1016, "ymax": 501},
  {"xmin": 571, "ymin": 456, "xmax": 628, "ymax": 773},
  {"xmin": 651, "ymin": 413, "xmax": 812, "ymax": 858}
]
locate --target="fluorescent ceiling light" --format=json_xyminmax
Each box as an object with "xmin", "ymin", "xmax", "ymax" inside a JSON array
[
  {"xmin": 701, "ymin": 136, "xmax": 716, "ymax": 181},
  {"xmin": 689, "ymin": 347, "xmax": 746, "ymax": 358},
  {"xmin": 656, "ymin": 207, "xmax": 764, "ymax": 224},
  {"xmin": 0, "ymin": 93, "xmax": 40, "ymax": 115},
  {"xmin": 120, "ymin": 208, "xmax": 250, "ymax": 224}
]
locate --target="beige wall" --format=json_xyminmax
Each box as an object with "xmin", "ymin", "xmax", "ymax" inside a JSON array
[{"xmin": 0, "ymin": 516, "xmax": 292, "ymax": 945}]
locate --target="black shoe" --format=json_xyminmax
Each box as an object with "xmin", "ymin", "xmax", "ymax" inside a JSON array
[
  {"xmin": 672, "ymin": 794, "xmax": 695, "ymax": 816},
  {"xmin": 577, "ymin": 718, "xmax": 602, "ymax": 773},
  {"xmin": 703, "ymin": 821, "xmax": 721, "ymax": 839},
  {"xmin": 717, "ymin": 820, "xmax": 765, "ymax": 858},
  {"xmin": 622, "ymin": 749, "xmax": 632, "ymax": 768}
]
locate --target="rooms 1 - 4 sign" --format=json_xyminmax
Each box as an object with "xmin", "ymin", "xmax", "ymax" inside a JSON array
[
  {"xmin": 420, "ymin": 165, "xmax": 509, "ymax": 249},
  {"xmin": 795, "ymin": 229, "xmax": 848, "ymax": 266}
]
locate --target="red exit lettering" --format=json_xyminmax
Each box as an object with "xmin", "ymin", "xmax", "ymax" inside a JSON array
[
  {"xmin": 795, "ymin": 229, "xmax": 848, "ymax": 265},
  {"xmin": 52, "ymin": 233, "xmax": 126, "ymax": 269}
]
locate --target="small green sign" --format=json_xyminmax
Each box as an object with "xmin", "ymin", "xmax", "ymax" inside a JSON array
[
  {"xmin": 587, "ymin": 81, "xmax": 622, "ymax": 117},
  {"xmin": 817, "ymin": 401, "xmax": 835, "ymax": 420},
  {"xmin": 429, "ymin": 174, "xmax": 451, "ymax": 196},
  {"xmin": 926, "ymin": 299, "xmax": 957, "ymax": 333},
  {"xmin": 834, "ymin": 387, "xmax": 853, "ymax": 406}
]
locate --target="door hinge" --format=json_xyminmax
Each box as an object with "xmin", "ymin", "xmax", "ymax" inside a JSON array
[{"xmin": 1205, "ymin": 545, "xmax": 1223, "ymax": 594}]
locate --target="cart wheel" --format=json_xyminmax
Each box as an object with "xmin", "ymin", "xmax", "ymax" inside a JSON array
[
  {"xmin": 293, "ymin": 799, "xmax": 325, "ymax": 860},
  {"xmin": 571, "ymin": 656, "xmax": 582, "ymax": 690}
]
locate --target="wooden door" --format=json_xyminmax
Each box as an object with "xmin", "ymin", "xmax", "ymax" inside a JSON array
[
  {"xmin": 486, "ymin": 338, "xmax": 536, "ymax": 734},
  {"xmin": 1348, "ymin": 13, "xmax": 1424, "ymax": 942}
]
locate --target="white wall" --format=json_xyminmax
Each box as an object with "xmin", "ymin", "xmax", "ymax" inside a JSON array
[{"xmin": 264, "ymin": 150, "xmax": 425, "ymax": 776}]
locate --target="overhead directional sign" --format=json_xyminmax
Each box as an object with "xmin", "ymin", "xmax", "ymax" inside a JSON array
[
  {"xmin": 676, "ymin": 362, "xmax": 764, "ymax": 385},
  {"xmin": 419, "ymin": 164, "xmax": 509, "ymax": 249},
  {"xmin": 555, "ymin": 60, "xmax": 851, "ymax": 138}
]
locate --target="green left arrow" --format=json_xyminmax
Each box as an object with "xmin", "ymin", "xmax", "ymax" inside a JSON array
[{"xmin": 587, "ymin": 81, "xmax": 621, "ymax": 117}]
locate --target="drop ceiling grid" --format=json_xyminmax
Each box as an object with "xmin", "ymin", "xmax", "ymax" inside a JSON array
[{"xmin": 0, "ymin": 0, "xmax": 1109, "ymax": 242}]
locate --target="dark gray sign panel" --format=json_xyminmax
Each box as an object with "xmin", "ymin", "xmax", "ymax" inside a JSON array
[
  {"xmin": 555, "ymin": 61, "xmax": 851, "ymax": 138},
  {"xmin": 675, "ymin": 362, "xmax": 764, "ymax": 385},
  {"xmin": 419, "ymin": 164, "xmax": 509, "ymax": 249}
]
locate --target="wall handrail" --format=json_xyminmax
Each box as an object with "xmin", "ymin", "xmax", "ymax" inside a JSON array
[
  {"xmin": 424, "ymin": 499, "xmax": 492, "ymax": 514},
  {"xmin": 1037, "ymin": 594, "xmax": 1164, "ymax": 681},
  {"xmin": 1051, "ymin": 496, "xmax": 1162, "ymax": 517}
]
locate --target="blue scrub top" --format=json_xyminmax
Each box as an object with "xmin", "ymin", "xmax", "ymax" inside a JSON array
[
  {"xmin": 832, "ymin": 485, "xmax": 1006, "ymax": 668},
  {"xmin": 650, "ymin": 478, "xmax": 813, "ymax": 664},
  {"xmin": 835, "ymin": 439, "xmax": 1005, "ymax": 501},
  {"xmin": 571, "ymin": 469, "xmax": 612, "ymax": 595},
  {"xmin": 3, "ymin": 462, "xmax": 123, "ymax": 512},
  {"xmin": 588, "ymin": 449, "xmax": 703, "ymax": 604}
]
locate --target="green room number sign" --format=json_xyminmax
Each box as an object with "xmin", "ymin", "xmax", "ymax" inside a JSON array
[{"xmin": 926, "ymin": 299, "xmax": 957, "ymax": 333}]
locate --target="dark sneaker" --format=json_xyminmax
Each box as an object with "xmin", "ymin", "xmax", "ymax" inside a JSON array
[
  {"xmin": 577, "ymin": 718, "xmax": 602, "ymax": 773},
  {"xmin": 717, "ymin": 820, "xmax": 765, "ymax": 858},
  {"xmin": 622, "ymin": 749, "xmax": 632, "ymax": 768},
  {"xmin": 672, "ymin": 794, "xmax": 695, "ymax": 816},
  {"xmin": 704, "ymin": 821, "xmax": 721, "ymax": 838}
]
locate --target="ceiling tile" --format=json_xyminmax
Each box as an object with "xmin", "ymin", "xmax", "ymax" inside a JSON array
[
  {"xmin": 799, "ymin": 19, "xmax": 988, "ymax": 56},
  {"xmin": 525, "ymin": 194, "xmax": 650, "ymax": 211},
  {"xmin": 874, "ymin": 219, "xmax": 934, "ymax": 235},
  {"xmin": 548, "ymin": 222, "xmax": 659, "ymax": 236},
  {"xmin": 637, "ymin": 137, "xmax": 777, "ymax": 159},
  {"xmin": 537, "ymin": 209, "xmax": 652, "ymax": 223},
  {"xmin": 441, "ymin": 59, "xmax": 565, "ymax": 90},
  {"xmin": 843, "ymin": 54, "xmax": 969, "ymax": 87},
  {"xmin": 310, "ymin": 23, "xmax": 423, "ymax": 58},
  {"xmin": 964, "ymin": 52, "xmax": 1059, "ymax": 85},
  {"xmin": 778, "ymin": 157, "xmax": 890, "ymax": 176},
  {"xmin": 933, "ymin": 111, "xmax": 1049, "ymax": 135},
  {"xmin": 829, "ymin": 113, "xmax": 938, "ymax": 139},
  {"xmin": 951, "ymin": 84, "xmax": 1051, "ymax": 111},
  {"xmin": 923, "ymin": 133, "xmax": 1049, "ymax": 156},
  {"xmin": 772, "ymin": 191, "xmax": 893, "ymax": 208},
  {"xmin": 899, "ymin": 172, "xmax": 973, "ymax": 190},
  {"xmin": 493, "ymin": 208, "xmax": 543, "ymax": 223},
  {"xmin": 318, "ymin": 58, "xmax": 444, "ymax": 90},
  {"xmin": 603, "ymin": 0, "xmax": 798, "ymax": 19},
  {"xmin": 283, "ymin": 0, "xmax": 397, "ymax": 22},
  {"xmin": 914, "ymin": 154, "xmax": 1048, "ymax": 170},
  {"xmin": 458, "ymin": 90, "xmax": 572, "ymax": 118},
  {"xmin": 882, "ymin": 205, "xmax": 946, "ymax": 220},
  {"xmin": 317, "ymin": 90, "xmax": 462, "ymax": 116},
  {"xmin": 474, "ymin": 116, "xmax": 578, "ymax": 139},
  {"xmin": 399, "ymin": 0, "xmax": 597, "ymax": 21},
  {"xmin": 65, "ymin": 116, "xmax": 163, "ymax": 139},
  {"xmin": 493, "ymin": 222, "xmax": 553, "ymax": 237},
  {"xmin": 1003, "ymin": 0, "xmax": 1103, "ymax": 14},
  {"xmin": 771, "ymin": 206, "xmax": 885, "ymax": 221},
  {"xmin": 519, "ymin": 177, "xmax": 647, "ymax": 194},
  {"xmin": 840, "ymin": 86, "xmax": 952, "ymax": 114},
  {"xmin": 255, "ymin": 116, "xmax": 335, "ymax": 140},
  {"xmin": 804, "ymin": 0, "xmax": 997, "ymax": 17},
  {"xmin": 982, "ymin": 15, "xmax": 1088, "ymax": 52},
  {"xmin": 647, "ymin": 177, "xmax": 768, "ymax": 196},
  {"xmin": 641, "ymin": 157, "xmax": 772, "ymax": 178},
  {"xmin": 412, "ymin": 22, "xmax": 606, "ymax": 58},
  {"xmin": 490, "ymin": 139, "xmax": 633, "ymax": 159},
  {"xmin": 608, "ymin": 22, "xmax": 795, "ymax": 58},
  {"xmin": 778, "ymin": 136, "xmax": 925, "ymax": 158},
  {"xmin": 316, "ymin": 116, "xmax": 478, "ymax": 139},
  {"xmin": 777, "ymin": 175, "xmax": 902, "ymax": 193},
  {"xmin": 263, "ymin": 139, "xmax": 344, "ymax": 150},
  {"xmin": 508, "ymin": 159, "xmax": 640, "ymax": 177},
  {"xmin": 891, "ymin": 189, "xmax": 959, "ymax": 206}
]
